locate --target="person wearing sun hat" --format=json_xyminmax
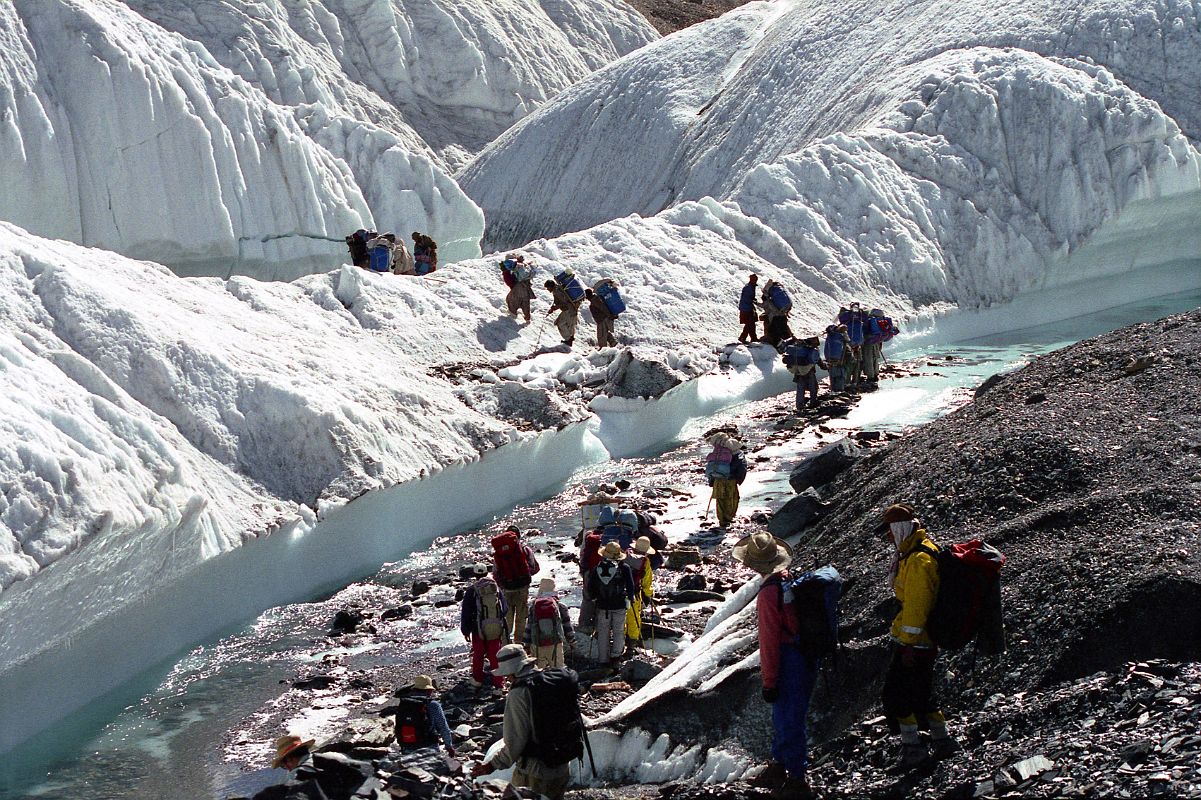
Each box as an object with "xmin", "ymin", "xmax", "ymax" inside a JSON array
[
  {"xmin": 733, "ymin": 532, "xmax": 816, "ymax": 800},
  {"xmin": 623, "ymin": 536, "xmax": 657, "ymax": 647},
  {"xmin": 394, "ymin": 674, "xmax": 456, "ymax": 757},
  {"xmin": 585, "ymin": 541, "xmax": 636, "ymax": 667},
  {"xmin": 525, "ymin": 578, "xmax": 575, "ymax": 668},
  {"xmin": 271, "ymin": 734, "xmax": 316, "ymax": 771},
  {"xmin": 262, "ymin": 733, "xmax": 378, "ymax": 799},
  {"xmin": 878, "ymin": 503, "xmax": 959, "ymax": 768},
  {"xmin": 469, "ymin": 644, "xmax": 578, "ymax": 800}
]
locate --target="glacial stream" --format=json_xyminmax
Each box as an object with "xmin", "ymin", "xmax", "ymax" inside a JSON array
[{"xmin": 4, "ymin": 287, "xmax": 1200, "ymax": 800}]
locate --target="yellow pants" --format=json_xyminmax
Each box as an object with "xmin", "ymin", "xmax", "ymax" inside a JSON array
[
  {"xmin": 626, "ymin": 596, "xmax": 643, "ymax": 642},
  {"xmin": 713, "ymin": 479, "xmax": 740, "ymax": 527}
]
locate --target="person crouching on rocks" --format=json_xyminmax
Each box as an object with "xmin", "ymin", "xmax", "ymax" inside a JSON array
[
  {"xmin": 526, "ymin": 578, "xmax": 574, "ymax": 668},
  {"xmin": 879, "ymin": 503, "xmax": 960, "ymax": 767},
  {"xmin": 470, "ymin": 644, "xmax": 583, "ymax": 800},
  {"xmin": 394, "ymin": 674, "xmax": 456, "ymax": 759},
  {"xmin": 733, "ymin": 533, "xmax": 817, "ymax": 800}
]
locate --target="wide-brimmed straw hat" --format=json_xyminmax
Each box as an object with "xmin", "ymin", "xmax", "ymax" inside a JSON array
[
  {"xmin": 598, "ymin": 541, "xmax": 626, "ymax": 561},
  {"xmin": 412, "ymin": 674, "xmax": 435, "ymax": 691},
  {"xmin": 537, "ymin": 577, "xmax": 556, "ymax": 594},
  {"xmin": 732, "ymin": 532, "xmax": 793, "ymax": 575},
  {"xmin": 494, "ymin": 643, "xmax": 535, "ymax": 676},
  {"xmin": 632, "ymin": 536, "xmax": 656, "ymax": 555},
  {"xmin": 272, "ymin": 734, "xmax": 315, "ymax": 769}
]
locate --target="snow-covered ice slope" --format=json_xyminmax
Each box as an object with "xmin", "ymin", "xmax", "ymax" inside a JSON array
[
  {"xmin": 462, "ymin": 0, "xmax": 1201, "ymax": 255},
  {"xmin": 124, "ymin": 0, "xmax": 658, "ymax": 171},
  {"xmin": 0, "ymin": 0, "xmax": 655, "ymax": 281}
]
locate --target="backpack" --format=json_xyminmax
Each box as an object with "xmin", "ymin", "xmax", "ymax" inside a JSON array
[
  {"xmin": 730, "ymin": 451, "xmax": 749, "ymax": 485},
  {"xmin": 513, "ymin": 261, "xmax": 534, "ymax": 283},
  {"xmin": 768, "ymin": 284, "xmax": 792, "ymax": 313},
  {"xmin": 592, "ymin": 560, "xmax": 627, "ymax": 607},
  {"xmin": 532, "ymin": 596, "xmax": 564, "ymax": 647},
  {"xmin": 913, "ymin": 540, "xmax": 1006, "ymax": 653},
  {"xmin": 395, "ymin": 695, "xmax": 432, "ymax": 747},
  {"xmin": 597, "ymin": 506, "xmax": 617, "ymax": 528},
  {"xmin": 519, "ymin": 668, "xmax": 584, "ymax": 767},
  {"xmin": 601, "ymin": 512, "xmax": 637, "ymax": 549},
  {"xmin": 824, "ymin": 328, "xmax": 846, "ymax": 363},
  {"xmin": 346, "ymin": 229, "xmax": 374, "ymax": 264},
  {"xmin": 778, "ymin": 566, "xmax": 842, "ymax": 660},
  {"xmin": 783, "ymin": 344, "xmax": 818, "ymax": 376},
  {"xmin": 474, "ymin": 578, "xmax": 508, "ymax": 642},
  {"xmin": 594, "ymin": 280, "xmax": 626, "ymax": 316},
  {"xmin": 368, "ymin": 243, "xmax": 392, "ymax": 273},
  {"xmin": 705, "ymin": 461, "xmax": 732, "ymax": 482},
  {"xmin": 706, "ymin": 446, "xmax": 734, "ymax": 464},
  {"xmin": 626, "ymin": 552, "xmax": 650, "ymax": 591},
  {"xmin": 581, "ymin": 530, "xmax": 604, "ymax": 572},
  {"xmin": 554, "ymin": 269, "xmax": 585, "ymax": 302},
  {"xmin": 491, "ymin": 531, "xmax": 532, "ymax": 589}
]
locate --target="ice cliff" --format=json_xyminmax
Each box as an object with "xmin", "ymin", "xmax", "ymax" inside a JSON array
[
  {"xmin": 0, "ymin": 0, "xmax": 656, "ymax": 280},
  {"xmin": 462, "ymin": 0, "xmax": 1201, "ymax": 314}
]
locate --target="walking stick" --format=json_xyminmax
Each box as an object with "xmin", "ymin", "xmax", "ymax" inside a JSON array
[
  {"xmin": 703, "ymin": 486, "xmax": 716, "ymax": 521},
  {"xmin": 534, "ymin": 313, "xmax": 549, "ymax": 349},
  {"xmin": 580, "ymin": 712, "xmax": 598, "ymax": 779}
]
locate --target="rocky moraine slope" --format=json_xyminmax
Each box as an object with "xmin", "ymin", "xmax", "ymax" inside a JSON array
[{"xmin": 624, "ymin": 308, "xmax": 1201, "ymax": 799}]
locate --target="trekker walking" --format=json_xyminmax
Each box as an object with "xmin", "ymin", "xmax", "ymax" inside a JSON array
[
  {"xmin": 878, "ymin": 504, "xmax": 960, "ymax": 767},
  {"xmin": 526, "ymin": 578, "xmax": 574, "ymax": 668},
  {"xmin": 470, "ymin": 645, "xmax": 585, "ymax": 800},
  {"xmin": 705, "ymin": 432, "xmax": 749, "ymax": 529},
  {"xmin": 739, "ymin": 273, "xmax": 760, "ymax": 343},
  {"xmin": 344, "ymin": 229, "xmax": 376, "ymax": 269},
  {"xmin": 544, "ymin": 279, "xmax": 582, "ymax": 347},
  {"xmin": 584, "ymin": 288, "xmax": 617, "ymax": 348},
  {"xmin": 587, "ymin": 542, "xmax": 636, "ymax": 667},
  {"xmin": 624, "ymin": 536, "xmax": 656, "ymax": 649},
  {"xmin": 412, "ymin": 232, "xmax": 437, "ymax": 275},
  {"xmin": 365, "ymin": 232, "xmax": 401, "ymax": 274},
  {"xmin": 501, "ymin": 254, "xmax": 534, "ymax": 322},
  {"xmin": 782, "ymin": 337, "xmax": 824, "ymax": 410},
  {"xmin": 461, "ymin": 570, "xmax": 509, "ymax": 690},
  {"xmin": 394, "ymin": 675, "xmax": 456, "ymax": 758},
  {"xmin": 732, "ymin": 533, "xmax": 824, "ymax": 800},
  {"xmin": 577, "ymin": 524, "xmax": 605, "ymax": 633},
  {"xmin": 823, "ymin": 324, "xmax": 849, "ymax": 393},
  {"xmin": 862, "ymin": 309, "xmax": 898, "ymax": 383},
  {"xmin": 838, "ymin": 303, "xmax": 868, "ymax": 390},
  {"xmin": 760, "ymin": 279, "xmax": 794, "ymax": 347},
  {"xmin": 491, "ymin": 525, "xmax": 540, "ymax": 646}
]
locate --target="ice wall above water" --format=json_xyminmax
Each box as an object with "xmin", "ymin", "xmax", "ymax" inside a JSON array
[{"xmin": 0, "ymin": 0, "xmax": 656, "ymax": 281}]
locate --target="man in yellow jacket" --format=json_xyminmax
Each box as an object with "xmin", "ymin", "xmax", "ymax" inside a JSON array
[{"xmin": 879, "ymin": 504, "xmax": 960, "ymax": 768}]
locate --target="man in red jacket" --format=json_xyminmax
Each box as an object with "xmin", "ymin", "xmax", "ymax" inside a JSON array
[{"xmin": 734, "ymin": 532, "xmax": 817, "ymax": 800}]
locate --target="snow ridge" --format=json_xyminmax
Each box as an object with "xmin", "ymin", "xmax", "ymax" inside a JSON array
[{"xmin": 0, "ymin": 0, "xmax": 656, "ymax": 280}]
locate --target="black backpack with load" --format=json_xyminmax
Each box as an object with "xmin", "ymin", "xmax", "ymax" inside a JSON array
[
  {"xmin": 518, "ymin": 667, "xmax": 584, "ymax": 767},
  {"xmin": 395, "ymin": 694, "xmax": 432, "ymax": 747},
  {"xmin": 345, "ymin": 229, "xmax": 375, "ymax": 266},
  {"xmin": 777, "ymin": 566, "xmax": 842, "ymax": 660},
  {"xmin": 913, "ymin": 539, "xmax": 1006, "ymax": 654}
]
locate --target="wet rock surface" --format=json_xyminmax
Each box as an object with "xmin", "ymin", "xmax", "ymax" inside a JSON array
[{"xmin": 608, "ymin": 309, "xmax": 1201, "ymax": 799}]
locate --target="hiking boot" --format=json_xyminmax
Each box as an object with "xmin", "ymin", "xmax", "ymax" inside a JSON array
[
  {"xmin": 771, "ymin": 776, "xmax": 814, "ymax": 800},
  {"xmin": 750, "ymin": 761, "xmax": 787, "ymax": 789},
  {"xmin": 468, "ymin": 678, "xmax": 482, "ymax": 689},
  {"xmin": 898, "ymin": 741, "xmax": 928, "ymax": 769},
  {"xmin": 930, "ymin": 736, "xmax": 961, "ymax": 760}
]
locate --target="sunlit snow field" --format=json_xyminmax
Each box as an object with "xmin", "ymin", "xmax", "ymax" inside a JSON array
[{"xmin": 5, "ymin": 286, "xmax": 1198, "ymax": 799}]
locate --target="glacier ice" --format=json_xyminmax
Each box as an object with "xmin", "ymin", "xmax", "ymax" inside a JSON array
[{"xmin": 0, "ymin": 0, "xmax": 655, "ymax": 280}]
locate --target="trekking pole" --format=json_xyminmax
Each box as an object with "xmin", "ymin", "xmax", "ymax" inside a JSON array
[
  {"xmin": 534, "ymin": 314, "xmax": 549, "ymax": 349},
  {"xmin": 580, "ymin": 714, "xmax": 599, "ymax": 779},
  {"xmin": 703, "ymin": 487, "xmax": 716, "ymax": 521}
]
